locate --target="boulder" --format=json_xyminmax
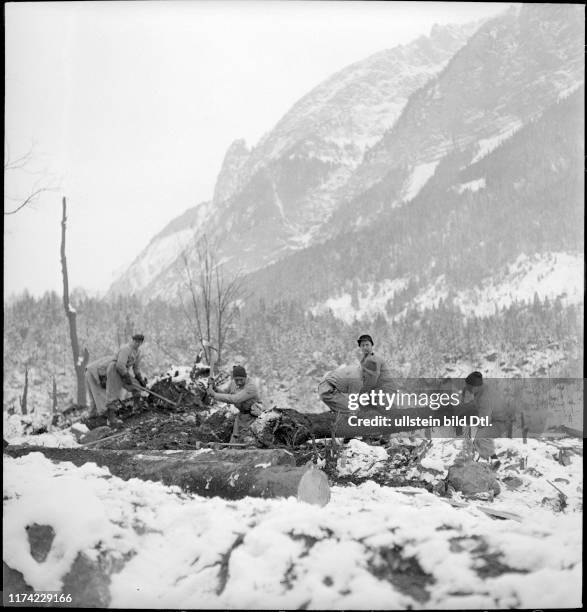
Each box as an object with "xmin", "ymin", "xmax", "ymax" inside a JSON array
[{"xmin": 447, "ymin": 461, "xmax": 500, "ymax": 497}]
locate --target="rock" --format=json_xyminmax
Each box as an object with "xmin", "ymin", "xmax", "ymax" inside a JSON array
[
  {"xmin": 485, "ymin": 352, "xmax": 498, "ymax": 362},
  {"xmin": 502, "ymin": 476, "xmax": 524, "ymax": 490},
  {"xmin": 61, "ymin": 552, "xmax": 113, "ymax": 607},
  {"xmin": 447, "ymin": 461, "xmax": 501, "ymax": 497},
  {"xmin": 79, "ymin": 426, "xmax": 113, "ymax": 445},
  {"xmin": 26, "ymin": 523, "xmax": 55, "ymax": 562}
]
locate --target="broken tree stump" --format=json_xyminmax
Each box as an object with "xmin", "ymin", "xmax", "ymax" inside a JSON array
[{"xmin": 4, "ymin": 446, "xmax": 328, "ymax": 501}]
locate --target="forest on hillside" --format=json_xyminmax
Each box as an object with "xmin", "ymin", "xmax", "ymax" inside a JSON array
[
  {"xmin": 3, "ymin": 289, "xmax": 582, "ymax": 415},
  {"xmin": 247, "ymin": 88, "xmax": 583, "ymax": 304}
]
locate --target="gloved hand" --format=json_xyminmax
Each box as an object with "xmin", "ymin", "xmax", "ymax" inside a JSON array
[
  {"xmin": 121, "ymin": 373, "xmax": 133, "ymax": 387},
  {"xmin": 136, "ymin": 374, "xmax": 147, "ymax": 388}
]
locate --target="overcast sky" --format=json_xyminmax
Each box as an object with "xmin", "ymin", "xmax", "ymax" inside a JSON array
[{"xmin": 4, "ymin": 1, "xmax": 508, "ymax": 298}]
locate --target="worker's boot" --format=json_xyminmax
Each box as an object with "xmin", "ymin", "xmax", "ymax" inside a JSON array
[{"xmin": 106, "ymin": 402, "xmax": 123, "ymax": 429}]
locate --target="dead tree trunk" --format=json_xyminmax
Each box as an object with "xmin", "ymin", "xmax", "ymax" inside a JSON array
[
  {"xmin": 19, "ymin": 366, "xmax": 29, "ymax": 415},
  {"xmin": 60, "ymin": 197, "xmax": 89, "ymax": 406},
  {"xmin": 51, "ymin": 376, "xmax": 58, "ymax": 419}
]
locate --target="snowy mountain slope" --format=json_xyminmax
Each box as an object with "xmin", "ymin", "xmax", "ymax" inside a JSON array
[
  {"xmin": 4, "ymin": 443, "xmax": 582, "ymax": 608},
  {"xmin": 110, "ymin": 5, "xmax": 583, "ymax": 310},
  {"xmin": 109, "ymin": 21, "xmax": 481, "ymax": 298},
  {"xmin": 245, "ymin": 83, "xmax": 584, "ymax": 311},
  {"xmin": 404, "ymin": 252, "xmax": 584, "ymax": 319},
  {"xmin": 326, "ymin": 3, "xmax": 584, "ymax": 234},
  {"xmin": 108, "ymin": 200, "xmax": 213, "ymax": 297},
  {"xmin": 309, "ymin": 252, "xmax": 583, "ymax": 324}
]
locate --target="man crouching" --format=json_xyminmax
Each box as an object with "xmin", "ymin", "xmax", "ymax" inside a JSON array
[{"xmin": 208, "ymin": 365, "xmax": 263, "ymax": 444}]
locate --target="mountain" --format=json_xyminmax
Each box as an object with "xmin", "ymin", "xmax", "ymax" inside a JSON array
[
  {"xmin": 325, "ymin": 3, "xmax": 584, "ymax": 235},
  {"xmin": 110, "ymin": 4, "xmax": 584, "ymax": 322},
  {"xmin": 109, "ymin": 19, "xmax": 481, "ymax": 298},
  {"xmin": 247, "ymin": 85, "xmax": 584, "ymax": 313}
]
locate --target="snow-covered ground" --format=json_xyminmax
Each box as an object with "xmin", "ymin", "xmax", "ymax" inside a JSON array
[
  {"xmin": 310, "ymin": 277, "xmax": 409, "ymax": 324},
  {"xmin": 310, "ymin": 251, "xmax": 582, "ymax": 326},
  {"xmin": 403, "ymin": 160, "xmax": 440, "ymax": 202},
  {"xmin": 471, "ymin": 121, "xmax": 523, "ymax": 164},
  {"xmin": 3, "ymin": 436, "xmax": 582, "ymax": 609},
  {"xmin": 455, "ymin": 177, "xmax": 486, "ymax": 194},
  {"xmin": 401, "ymin": 251, "xmax": 583, "ymax": 319}
]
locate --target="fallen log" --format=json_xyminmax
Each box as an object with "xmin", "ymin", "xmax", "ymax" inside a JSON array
[
  {"xmin": 4, "ymin": 446, "xmax": 326, "ymax": 501},
  {"xmin": 260, "ymin": 403, "xmax": 479, "ymax": 446}
]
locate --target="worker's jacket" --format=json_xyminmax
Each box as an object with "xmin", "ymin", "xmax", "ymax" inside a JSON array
[
  {"xmin": 86, "ymin": 355, "xmax": 114, "ymax": 387},
  {"xmin": 113, "ymin": 343, "xmax": 142, "ymax": 379},
  {"xmin": 464, "ymin": 383, "xmax": 515, "ymax": 423},
  {"xmin": 214, "ymin": 379, "xmax": 261, "ymax": 414},
  {"xmin": 87, "ymin": 355, "xmax": 114, "ymax": 378},
  {"xmin": 360, "ymin": 352, "xmax": 395, "ymax": 393},
  {"xmin": 320, "ymin": 364, "xmax": 362, "ymax": 394}
]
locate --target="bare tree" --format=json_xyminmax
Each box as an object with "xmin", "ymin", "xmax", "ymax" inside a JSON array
[
  {"xmin": 179, "ymin": 236, "xmax": 246, "ymax": 364},
  {"xmin": 4, "ymin": 144, "xmax": 57, "ymax": 215},
  {"xmin": 19, "ymin": 365, "xmax": 29, "ymax": 415},
  {"xmin": 60, "ymin": 197, "xmax": 89, "ymax": 405}
]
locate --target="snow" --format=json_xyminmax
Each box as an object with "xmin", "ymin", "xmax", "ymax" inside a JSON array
[
  {"xmin": 399, "ymin": 252, "xmax": 583, "ymax": 319},
  {"xmin": 455, "ymin": 177, "xmax": 486, "ymax": 194},
  {"xmin": 337, "ymin": 440, "xmax": 388, "ymax": 477},
  {"xmin": 471, "ymin": 122, "xmax": 523, "ymax": 164},
  {"xmin": 310, "ymin": 277, "xmax": 409, "ymax": 324},
  {"xmin": 403, "ymin": 161, "xmax": 440, "ymax": 202},
  {"xmin": 557, "ymin": 81, "xmax": 582, "ymax": 102},
  {"xmin": 3, "ymin": 436, "xmax": 582, "ymax": 609}
]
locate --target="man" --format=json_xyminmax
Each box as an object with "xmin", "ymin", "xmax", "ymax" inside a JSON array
[
  {"xmin": 462, "ymin": 371, "xmax": 501, "ymax": 468},
  {"xmin": 357, "ymin": 334, "xmax": 394, "ymax": 394},
  {"xmin": 85, "ymin": 355, "xmax": 112, "ymax": 421},
  {"xmin": 318, "ymin": 364, "xmax": 362, "ymax": 413},
  {"xmin": 105, "ymin": 334, "xmax": 147, "ymax": 428},
  {"xmin": 208, "ymin": 365, "xmax": 263, "ymax": 443}
]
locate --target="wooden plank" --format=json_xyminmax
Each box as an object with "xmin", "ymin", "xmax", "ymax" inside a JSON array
[{"xmin": 476, "ymin": 506, "xmax": 522, "ymax": 522}]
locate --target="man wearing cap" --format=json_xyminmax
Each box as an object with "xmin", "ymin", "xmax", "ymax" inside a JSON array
[
  {"xmin": 462, "ymin": 371, "xmax": 501, "ymax": 468},
  {"xmin": 208, "ymin": 365, "xmax": 263, "ymax": 443},
  {"xmin": 105, "ymin": 334, "xmax": 148, "ymax": 428},
  {"xmin": 357, "ymin": 334, "xmax": 394, "ymax": 394}
]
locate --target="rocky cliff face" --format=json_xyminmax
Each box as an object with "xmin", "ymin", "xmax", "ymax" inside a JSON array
[
  {"xmin": 109, "ymin": 20, "xmax": 481, "ymax": 298},
  {"xmin": 110, "ymin": 4, "xmax": 583, "ymax": 311}
]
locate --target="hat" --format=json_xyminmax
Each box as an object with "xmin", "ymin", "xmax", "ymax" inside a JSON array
[
  {"xmin": 465, "ymin": 371, "xmax": 483, "ymax": 387},
  {"xmin": 357, "ymin": 334, "xmax": 374, "ymax": 346},
  {"xmin": 132, "ymin": 334, "xmax": 145, "ymax": 343},
  {"xmin": 232, "ymin": 365, "xmax": 247, "ymax": 378}
]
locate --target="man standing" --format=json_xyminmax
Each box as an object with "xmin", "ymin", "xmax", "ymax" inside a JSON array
[
  {"xmin": 105, "ymin": 334, "xmax": 147, "ymax": 428},
  {"xmin": 208, "ymin": 365, "xmax": 263, "ymax": 443},
  {"xmin": 357, "ymin": 334, "xmax": 394, "ymax": 393},
  {"xmin": 462, "ymin": 371, "xmax": 501, "ymax": 468}
]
